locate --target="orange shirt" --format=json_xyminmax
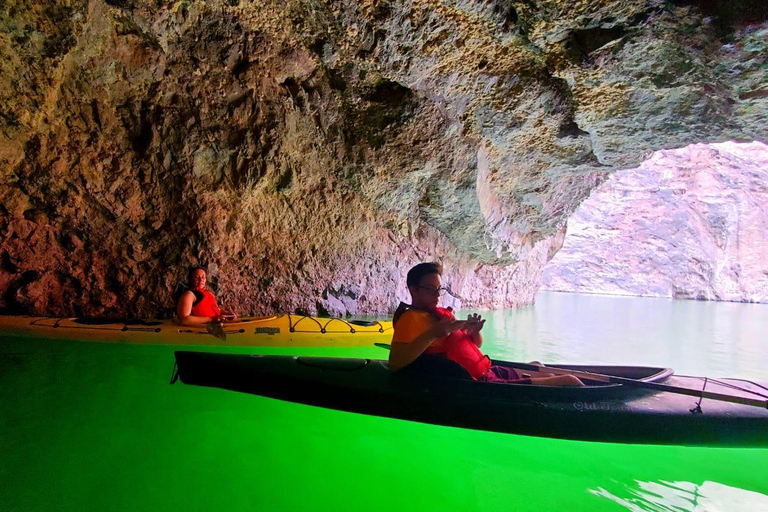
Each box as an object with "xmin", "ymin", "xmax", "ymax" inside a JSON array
[
  {"xmin": 391, "ymin": 309, "xmax": 448, "ymax": 351},
  {"xmin": 392, "ymin": 307, "xmax": 491, "ymax": 379}
]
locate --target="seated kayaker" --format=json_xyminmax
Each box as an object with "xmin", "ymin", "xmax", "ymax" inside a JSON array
[
  {"xmin": 175, "ymin": 266, "xmax": 237, "ymax": 326},
  {"xmin": 388, "ymin": 262, "xmax": 584, "ymax": 386}
]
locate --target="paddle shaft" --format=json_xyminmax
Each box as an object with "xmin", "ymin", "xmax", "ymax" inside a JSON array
[{"xmin": 509, "ymin": 362, "xmax": 768, "ymax": 410}]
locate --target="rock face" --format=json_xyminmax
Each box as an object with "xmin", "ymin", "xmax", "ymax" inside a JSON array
[
  {"xmin": 0, "ymin": 0, "xmax": 766, "ymax": 317},
  {"xmin": 542, "ymin": 141, "xmax": 768, "ymax": 302}
]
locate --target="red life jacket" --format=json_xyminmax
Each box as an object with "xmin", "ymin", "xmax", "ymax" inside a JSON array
[
  {"xmin": 191, "ymin": 289, "xmax": 221, "ymax": 318},
  {"xmin": 423, "ymin": 307, "xmax": 491, "ymax": 380}
]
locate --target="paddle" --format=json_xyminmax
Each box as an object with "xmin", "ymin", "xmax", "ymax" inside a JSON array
[
  {"xmin": 374, "ymin": 343, "xmax": 768, "ymax": 410},
  {"xmin": 206, "ymin": 322, "xmax": 227, "ymax": 341}
]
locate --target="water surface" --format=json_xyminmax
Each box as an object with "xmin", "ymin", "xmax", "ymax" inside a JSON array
[
  {"xmin": 1, "ymin": 292, "xmax": 767, "ymax": 511},
  {"xmin": 477, "ymin": 291, "xmax": 767, "ymax": 380}
]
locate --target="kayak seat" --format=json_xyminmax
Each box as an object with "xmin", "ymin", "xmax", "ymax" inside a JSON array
[{"xmin": 394, "ymin": 354, "xmax": 473, "ymax": 380}]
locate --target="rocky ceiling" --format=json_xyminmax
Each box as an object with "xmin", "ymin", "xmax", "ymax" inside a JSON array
[{"xmin": 0, "ymin": 0, "xmax": 766, "ymax": 317}]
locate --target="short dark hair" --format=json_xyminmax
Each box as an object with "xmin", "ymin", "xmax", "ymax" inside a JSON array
[
  {"xmin": 406, "ymin": 262, "xmax": 442, "ymax": 287},
  {"xmin": 188, "ymin": 265, "xmax": 206, "ymax": 280}
]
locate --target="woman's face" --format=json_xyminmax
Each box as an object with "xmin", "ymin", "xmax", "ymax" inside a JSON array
[
  {"xmin": 189, "ymin": 269, "xmax": 206, "ymax": 290},
  {"xmin": 410, "ymin": 273, "xmax": 442, "ymax": 310}
]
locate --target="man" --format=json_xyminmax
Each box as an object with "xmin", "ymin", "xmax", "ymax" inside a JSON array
[
  {"xmin": 388, "ymin": 262, "xmax": 583, "ymax": 386},
  {"xmin": 175, "ymin": 266, "xmax": 237, "ymax": 326}
]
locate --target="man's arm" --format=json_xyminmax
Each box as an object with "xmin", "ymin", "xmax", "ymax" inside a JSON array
[{"xmin": 388, "ymin": 318, "xmax": 467, "ymax": 370}]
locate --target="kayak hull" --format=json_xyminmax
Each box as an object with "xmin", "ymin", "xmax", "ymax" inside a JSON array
[
  {"xmin": 0, "ymin": 315, "xmax": 392, "ymax": 347},
  {"xmin": 173, "ymin": 351, "xmax": 768, "ymax": 447}
]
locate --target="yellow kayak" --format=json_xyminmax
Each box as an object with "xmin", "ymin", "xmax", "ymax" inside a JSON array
[{"xmin": 0, "ymin": 314, "xmax": 393, "ymax": 347}]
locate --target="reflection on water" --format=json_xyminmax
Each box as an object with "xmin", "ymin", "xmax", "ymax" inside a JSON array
[
  {"xmin": 591, "ymin": 480, "xmax": 768, "ymax": 512},
  {"xmin": 464, "ymin": 291, "xmax": 768, "ymax": 380}
]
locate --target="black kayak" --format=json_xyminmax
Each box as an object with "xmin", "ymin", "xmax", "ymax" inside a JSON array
[{"xmin": 172, "ymin": 351, "xmax": 768, "ymax": 447}]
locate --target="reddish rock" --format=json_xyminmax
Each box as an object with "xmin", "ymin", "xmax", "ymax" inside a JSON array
[{"xmin": 543, "ymin": 142, "xmax": 768, "ymax": 302}]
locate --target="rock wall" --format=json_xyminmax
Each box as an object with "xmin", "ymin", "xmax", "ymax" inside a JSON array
[
  {"xmin": 1, "ymin": 0, "xmax": 766, "ymax": 317},
  {"xmin": 542, "ymin": 141, "xmax": 768, "ymax": 302}
]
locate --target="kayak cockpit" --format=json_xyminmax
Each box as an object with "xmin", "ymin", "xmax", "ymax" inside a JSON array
[{"xmin": 492, "ymin": 361, "xmax": 675, "ymax": 387}]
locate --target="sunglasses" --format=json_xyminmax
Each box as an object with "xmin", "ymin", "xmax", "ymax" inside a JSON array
[{"xmin": 417, "ymin": 286, "xmax": 448, "ymax": 296}]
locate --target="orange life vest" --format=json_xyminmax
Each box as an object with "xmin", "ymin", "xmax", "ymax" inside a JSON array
[
  {"xmin": 191, "ymin": 289, "xmax": 221, "ymax": 318},
  {"xmin": 422, "ymin": 307, "xmax": 492, "ymax": 380}
]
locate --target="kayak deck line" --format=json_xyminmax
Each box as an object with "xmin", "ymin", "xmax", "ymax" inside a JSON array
[
  {"xmin": 288, "ymin": 315, "xmax": 387, "ymax": 334},
  {"xmin": 0, "ymin": 314, "xmax": 393, "ymax": 347},
  {"xmin": 505, "ymin": 362, "xmax": 768, "ymax": 410},
  {"xmin": 172, "ymin": 351, "xmax": 768, "ymax": 448}
]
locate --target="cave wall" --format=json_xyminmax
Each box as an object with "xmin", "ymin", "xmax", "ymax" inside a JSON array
[{"xmin": 0, "ymin": 0, "xmax": 766, "ymax": 317}]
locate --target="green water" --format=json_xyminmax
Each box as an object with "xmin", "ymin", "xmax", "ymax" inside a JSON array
[
  {"xmin": 477, "ymin": 292, "xmax": 768, "ymax": 380},
  {"xmin": 2, "ymin": 292, "xmax": 767, "ymax": 511}
]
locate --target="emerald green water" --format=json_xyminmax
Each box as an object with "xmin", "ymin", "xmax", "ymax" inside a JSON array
[{"xmin": 2, "ymin": 292, "xmax": 767, "ymax": 511}]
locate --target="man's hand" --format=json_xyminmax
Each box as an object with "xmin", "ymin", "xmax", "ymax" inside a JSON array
[
  {"xmin": 427, "ymin": 318, "xmax": 467, "ymax": 339},
  {"xmin": 465, "ymin": 313, "xmax": 485, "ymax": 335}
]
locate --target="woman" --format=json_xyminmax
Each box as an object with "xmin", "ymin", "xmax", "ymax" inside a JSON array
[{"xmin": 175, "ymin": 266, "xmax": 237, "ymax": 326}]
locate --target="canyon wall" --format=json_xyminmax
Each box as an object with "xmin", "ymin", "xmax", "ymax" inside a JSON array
[
  {"xmin": 542, "ymin": 141, "xmax": 768, "ymax": 302},
  {"xmin": 1, "ymin": 0, "xmax": 766, "ymax": 317}
]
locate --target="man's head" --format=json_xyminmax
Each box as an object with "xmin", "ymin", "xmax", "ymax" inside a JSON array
[
  {"xmin": 407, "ymin": 262, "xmax": 445, "ymax": 310},
  {"xmin": 188, "ymin": 266, "xmax": 207, "ymax": 290}
]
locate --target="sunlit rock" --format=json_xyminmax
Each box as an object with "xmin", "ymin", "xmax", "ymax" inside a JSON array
[{"xmin": 542, "ymin": 141, "xmax": 768, "ymax": 302}]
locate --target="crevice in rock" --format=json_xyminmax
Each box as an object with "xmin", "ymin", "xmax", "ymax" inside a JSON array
[
  {"xmin": 357, "ymin": 79, "xmax": 416, "ymax": 148},
  {"xmin": 2, "ymin": 270, "xmax": 40, "ymax": 315},
  {"xmin": 668, "ymin": 0, "xmax": 768, "ymax": 35},
  {"xmin": 558, "ymin": 119, "xmax": 590, "ymax": 139},
  {"xmin": 90, "ymin": 100, "xmax": 102, "ymax": 130},
  {"xmin": 275, "ymin": 168, "xmax": 293, "ymax": 192},
  {"xmin": 488, "ymin": 0, "xmax": 519, "ymax": 33},
  {"xmin": 118, "ymin": 99, "xmax": 157, "ymax": 158},
  {"xmin": 0, "ymin": 109, "xmax": 20, "ymax": 128},
  {"xmin": 327, "ymin": 67, "xmax": 347, "ymax": 92},
  {"xmin": 40, "ymin": 14, "xmax": 79, "ymax": 59},
  {"xmin": 105, "ymin": 0, "xmax": 134, "ymax": 9},
  {"xmin": 739, "ymin": 89, "xmax": 768, "ymax": 101},
  {"xmin": 105, "ymin": 264, "xmax": 125, "ymax": 296},
  {"xmin": 361, "ymin": 78, "xmax": 411, "ymax": 105},
  {"xmin": 308, "ymin": 38, "xmax": 326, "ymax": 57},
  {"xmin": 1, "ymin": 253, "xmax": 19, "ymax": 273},
  {"xmin": 281, "ymin": 78, "xmax": 305, "ymax": 110},
  {"xmin": 565, "ymin": 25, "xmax": 628, "ymax": 63}
]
